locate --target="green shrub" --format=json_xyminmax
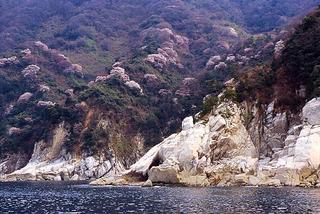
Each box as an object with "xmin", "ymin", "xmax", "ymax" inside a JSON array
[
  {"xmin": 221, "ymin": 88, "xmax": 237, "ymax": 101},
  {"xmin": 201, "ymin": 96, "xmax": 219, "ymax": 116}
]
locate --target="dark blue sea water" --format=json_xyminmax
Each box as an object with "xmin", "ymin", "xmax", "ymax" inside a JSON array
[{"xmin": 0, "ymin": 182, "xmax": 320, "ymax": 213}]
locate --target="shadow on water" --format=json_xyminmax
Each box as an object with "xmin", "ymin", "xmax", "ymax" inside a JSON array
[{"xmin": 1, "ymin": 182, "xmax": 320, "ymax": 213}]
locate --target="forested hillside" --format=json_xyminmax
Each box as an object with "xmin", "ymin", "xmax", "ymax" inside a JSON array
[{"xmin": 0, "ymin": 0, "xmax": 318, "ymax": 176}]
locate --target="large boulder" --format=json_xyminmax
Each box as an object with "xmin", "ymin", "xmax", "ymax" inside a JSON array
[
  {"xmin": 148, "ymin": 164, "xmax": 181, "ymax": 184},
  {"xmin": 181, "ymin": 116, "xmax": 194, "ymax": 130},
  {"xmin": 293, "ymin": 125, "xmax": 320, "ymax": 169}
]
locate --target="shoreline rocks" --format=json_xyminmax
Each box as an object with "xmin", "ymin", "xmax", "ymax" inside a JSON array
[
  {"xmin": 2, "ymin": 92, "xmax": 320, "ymax": 188},
  {"xmin": 92, "ymin": 97, "xmax": 320, "ymax": 187}
]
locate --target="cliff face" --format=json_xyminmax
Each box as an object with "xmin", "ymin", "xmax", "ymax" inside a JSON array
[
  {"xmin": 128, "ymin": 100, "xmax": 258, "ymax": 186},
  {"xmin": 1, "ymin": 122, "xmax": 124, "ymax": 181},
  {"xmin": 93, "ymin": 97, "xmax": 320, "ymax": 187}
]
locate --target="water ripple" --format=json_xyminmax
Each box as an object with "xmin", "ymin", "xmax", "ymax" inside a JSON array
[{"xmin": 0, "ymin": 182, "xmax": 320, "ymax": 213}]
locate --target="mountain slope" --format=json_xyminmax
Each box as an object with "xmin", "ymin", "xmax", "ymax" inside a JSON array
[{"xmin": 0, "ymin": 0, "xmax": 319, "ymax": 180}]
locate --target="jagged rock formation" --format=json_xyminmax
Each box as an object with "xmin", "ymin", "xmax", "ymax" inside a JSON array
[
  {"xmin": 92, "ymin": 97, "xmax": 320, "ymax": 187},
  {"xmin": 127, "ymin": 101, "xmax": 257, "ymax": 186}
]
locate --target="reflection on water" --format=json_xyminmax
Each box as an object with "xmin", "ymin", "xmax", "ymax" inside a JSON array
[{"xmin": 0, "ymin": 182, "xmax": 320, "ymax": 213}]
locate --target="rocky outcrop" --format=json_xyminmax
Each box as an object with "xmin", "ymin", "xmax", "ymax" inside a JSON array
[
  {"xmin": 107, "ymin": 67, "xmax": 129, "ymax": 82},
  {"xmin": 214, "ymin": 62, "xmax": 227, "ymax": 71},
  {"xmin": 226, "ymin": 55, "xmax": 236, "ymax": 62},
  {"xmin": 95, "ymin": 75, "xmax": 108, "ymax": 83},
  {"xmin": 158, "ymin": 89, "xmax": 172, "ymax": 97},
  {"xmin": 252, "ymin": 98, "xmax": 320, "ymax": 186},
  {"xmin": 106, "ymin": 101, "xmax": 258, "ymax": 186},
  {"xmin": 144, "ymin": 74, "xmax": 161, "ymax": 88},
  {"xmin": 92, "ymin": 97, "xmax": 320, "ymax": 187},
  {"xmin": 35, "ymin": 41, "xmax": 49, "ymax": 51},
  {"xmin": 1, "ymin": 122, "xmax": 124, "ymax": 181},
  {"xmin": 3, "ymin": 154, "xmax": 124, "ymax": 182}
]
